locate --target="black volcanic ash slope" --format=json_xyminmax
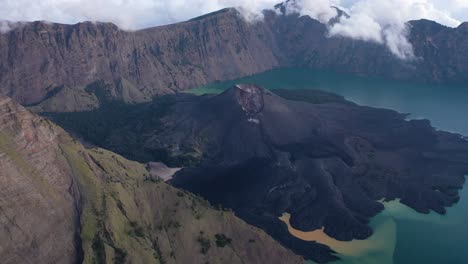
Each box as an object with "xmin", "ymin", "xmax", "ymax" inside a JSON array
[{"xmin": 46, "ymin": 85, "xmax": 468, "ymax": 262}]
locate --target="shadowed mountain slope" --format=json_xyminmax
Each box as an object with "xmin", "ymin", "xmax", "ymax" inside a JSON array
[{"xmin": 0, "ymin": 94, "xmax": 304, "ymax": 264}]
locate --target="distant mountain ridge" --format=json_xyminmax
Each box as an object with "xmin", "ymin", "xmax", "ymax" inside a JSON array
[
  {"xmin": 0, "ymin": 7, "xmax": 467, "ymax": 111},
  {"xmin": 0, "ymin": 8, "xmax": 279, "ymax": 109}
]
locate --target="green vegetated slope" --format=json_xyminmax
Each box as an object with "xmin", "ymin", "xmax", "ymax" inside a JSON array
[
  {"xmin": 72, "ymin": 147, "xmax": 304, "ymax": 264},
  {"xmin": 0, "ymin": 95, "xmax": 303, "ymax": 264}
]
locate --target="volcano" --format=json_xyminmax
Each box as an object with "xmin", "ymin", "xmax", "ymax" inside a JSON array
[
  {"xmin": 164, "ymin": 85, "xmax": 468, "ymax": 260},
  {"xmin": 48, "ymin": 85, "xmax": 468, "ymax": 262}
]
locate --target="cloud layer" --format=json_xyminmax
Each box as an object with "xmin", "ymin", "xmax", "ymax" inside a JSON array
[
  {"xmin": 327, "ymin": 0, "xmax": 465, "ymax": 59},
  {"xmin": 1, "ymin": 0, "xmax": 467, "ymax": 58},
  {"xmin": 0, "ymin": 0, "xmax": 280, "ymax": 30}
]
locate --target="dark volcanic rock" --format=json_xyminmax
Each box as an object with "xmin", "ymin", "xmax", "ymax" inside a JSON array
[
  {"xmin": 1, "ymin": 8, "xmax": 468, "ymax": 111},
  {"xmin": 167, "ymin": 87, "xmax": 468, "ymax": 261},
  {"xmin": 235, "ymin": 84, "xmax": 265, "ymax": 114},
  {"xmin": 46, "ymin": 86, "xmax": 468, "ymax": 262}
]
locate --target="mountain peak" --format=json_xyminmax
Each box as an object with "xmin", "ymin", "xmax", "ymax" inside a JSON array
[
  {"xmin": 235, "ymin": 84, "xmax": 265, "ymax": 115},
  {"xmin": 188, "ymin": 7, "xmax": 235, "ymax": 22},
  {"xmin": 329, "ymin": 6, "xmax": 350, "ymax": 25},
  {"xmin": 458, "ymin": 22, "xmax": 468, "ymax": 31}
]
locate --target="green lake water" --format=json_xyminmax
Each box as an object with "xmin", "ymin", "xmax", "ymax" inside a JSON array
[{"xmin": 189, "ymin": 68, "xmax": 468, "ymax": 264}]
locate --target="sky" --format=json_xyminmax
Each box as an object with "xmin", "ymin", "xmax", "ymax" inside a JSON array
[{"xmin": 1, "ymin": 0, "xmax": 467, "ymax": 59}]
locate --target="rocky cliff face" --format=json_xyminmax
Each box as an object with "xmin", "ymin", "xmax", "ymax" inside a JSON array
[
  {"xmin": 264, "ymin": 12, "xmax": 468, "ymax": 83},
  {"xmin": 0, "ymin": 8, "xmax": 279, "ymax": 108},
  {"xmin": 408, "ymin": 19, "xmax": 468, "ymax": 82},
  {"xmin": 0, "ymin": 95, "xmax": 303, "ymax": 264},
  {"xmin": 0, "ymin": 96, "xmax": 81, "ymax": 263},
  {"xmin": 1, "ymin": 8, "xmax": 467, "ymax": 111}
]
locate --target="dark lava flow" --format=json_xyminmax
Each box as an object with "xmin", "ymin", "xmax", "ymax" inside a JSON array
[{"xmin": 46, "ymin": 85, "xmax": 468, "ymax": 263}]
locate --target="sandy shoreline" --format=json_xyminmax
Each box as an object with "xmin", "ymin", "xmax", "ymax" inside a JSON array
[
  {"xmin": 148, "ymin": 162, "xmax": 181, "ymax": 181},
  {"xmin": 279, "ymin": 213, "xmax": 396, "ymax": 263}
]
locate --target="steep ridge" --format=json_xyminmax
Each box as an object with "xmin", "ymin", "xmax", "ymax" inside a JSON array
[
  {"xmin": 0, "ymin": 96, "xmax": 81, "ymax": 263},
  {"xmin": 46, "ymin": 86, "xmax": 468, "ymax": 262},
  {"xmin": 0, "ymin": 8, "xmax": 278, "ymax": 108},
  {"xmin": 0, "ymin": 95, "xmax": 304, "ymax": 264},
  {"xmin": 1, "ymin": 7, "xmax": 468, "ymax": 111},
  {"xmin": 265, "ymin": 11, "xmax": 468, "ymax": 83}
]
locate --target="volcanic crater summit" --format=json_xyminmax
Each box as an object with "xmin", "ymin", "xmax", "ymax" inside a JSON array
[{"xmin": 235, "ymin": 84, "xmax": 265, "ymax": 115}]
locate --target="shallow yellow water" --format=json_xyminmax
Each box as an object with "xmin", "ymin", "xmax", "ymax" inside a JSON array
[
  {"xmin": 281, "ymin": 195, "xmax": 467, "ymax": 264},
  {"xmin": 279, "ymin": 213, "xmax": 396, "ymax": 263}
]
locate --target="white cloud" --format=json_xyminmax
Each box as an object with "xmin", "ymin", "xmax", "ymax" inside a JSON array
[
  {"xmin": 0, "ymin": 22, "xmax": 11, "ymax": 34},
  {"xmin": 0, "ymin": 21, "xmax": 26, "ymax": 34},
  {"xmin": 289, "ymin": 0, "xmax": 466, "ymax": 59},
  {"xmin": 0, "ymin": 0, "xmax": 280, "ymax": 29},
  {"xmin": 0, "ymin": 0, "xmax": 466, "ymax": 29},
  {"xmin": 329, "ymin": 12, "xmax": 383, "ymax": 42},
  {"xmin": 284, "ymin": 0, "xmax": 340, "ymax": 23},
  {"xmin": 0, "ymin": 0, "xmax": 467, "ymax": 59},
  {"xmin": 382, "ymin": 24, "xmax": 414, "ymax": 60}
]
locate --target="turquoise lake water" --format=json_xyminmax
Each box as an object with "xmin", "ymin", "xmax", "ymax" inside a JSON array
[{"xmin": 190, "ymin": 68, "xmax": 468, "ymax": 263}]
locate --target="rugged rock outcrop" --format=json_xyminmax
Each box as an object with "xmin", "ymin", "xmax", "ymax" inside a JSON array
[
  {"xmin": 0, "ymin": 94, "xmax": 304, "ymax": 264},
  {"xmin": 1, "ymin": 7, "xmax": 468, "ymax": 111},
  {"xmin": 46, "ymin": 86, "xmax": 468, "ymax": 262},
  {"xmin": 0, "ymin": 96, "xmax": 81, "ymax": 263}
]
